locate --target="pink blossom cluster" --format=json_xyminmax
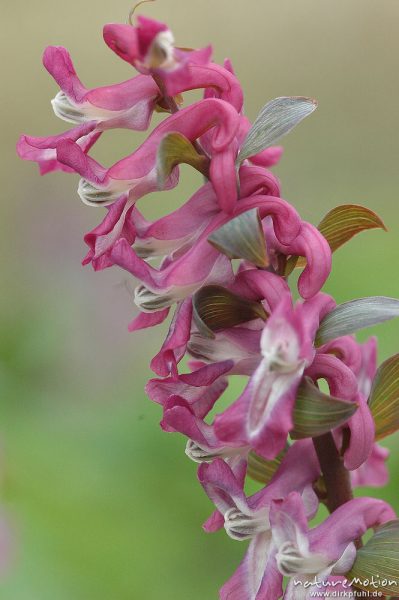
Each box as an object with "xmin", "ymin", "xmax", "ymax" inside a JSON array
[{"xmin": 18, "ymin": 13, "xmax": 399, "ymax": 599}]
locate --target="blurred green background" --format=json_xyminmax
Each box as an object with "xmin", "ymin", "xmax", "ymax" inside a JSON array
[{"xmin": 2, "ymin": 0, "xmax": 399, "ymax": 598}]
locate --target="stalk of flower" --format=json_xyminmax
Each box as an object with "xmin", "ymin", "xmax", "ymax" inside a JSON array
[{"xmin": 17, "ymin": 7, "xmax": 399, "ymax": 599}]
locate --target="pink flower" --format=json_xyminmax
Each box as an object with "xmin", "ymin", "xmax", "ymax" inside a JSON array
[
  {"xmin": 103, "ymin": 17, "xmax": 212, "ymax": 76},
  {"xmin": 149, "ymin": 298, "xmax": 193, "ymax": 377},
  {"xmin": 270, "ymin": 492, "xmax": 395, "ymax": 599},
  {"xmin": 56, "ymin": 97, "xmax": 240, "ymax": 209},
  {"xmin": 168, "ymin": 59, "xmax": 244, "ymax": 112},
  {"xmin": 161, "ymin": 394, "xmax": 249, "ymax": 464},
  {"xmin": 16, "ymin": 46, "xmax": 160, "ymax": 174},
  {"xmin": 198, "ymin": 441, "xmax": 320, "ymax": 599},
  {"xmin": 43, "ymin": 46, "xmax": 160, "ymax": 130},
  {"xmin": 214, "ymin": 294, "xmax": 330, "ymax": 459},
  {"xmin": 108, "ymin": 193, "xmax": 299, "ymax": 314}
]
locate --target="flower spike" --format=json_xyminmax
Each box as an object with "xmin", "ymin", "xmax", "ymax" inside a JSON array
[{"xmin": 17, "ymin": 12, "xmax": 398, "ymax": 600}]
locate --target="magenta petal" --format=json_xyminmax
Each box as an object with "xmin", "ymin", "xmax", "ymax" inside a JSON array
[
  {"xmin": 198, "ymin": 458, "xmax": 249, "ymax": 516},
  {"xmin": 17, "ymin": 122, "xmax": 97, "ymax": 152},
  {"xmin": 249, "ymin": 379, "xmax": 299, "ymax": 460},
  {"xmin": 319, "ymin": 336, "xmax": 362, "ymax": 375},
  {"xmin": 83, "ymin": 194, "xmax": 136, "ymax": 268},
  {"xmin": 307, "ymin": 353, "xmax": 375, "ymax": 470},
  {"xmin": 270, "ymin": 491, "xmax": 309, "ymax": 543},
  {"xmin": 351, "ymin": 443, "xmax": 389, "ymax": 488},
  {"xmin": 17, "ymin": 122, "xmax": 99, "ymax": 175},
  {"xmin": 136, "ymin": 15, "xmax": 169, "ymax": 57},
  {"xmin": 175, "ymin": 45, "xmax": 213, "ymax": 67},
  {"xmin": 235, "ymin": 195, "xmax": 301, "ymax": 245},
  {"xmin": 150, "ymin": 299, "xmax": 193, "ymax": 376},
  {"xmin": 250, "ymin": 440, "xmax": 320, "ymax": 511},
  {"xmin": 146, "ymin": 360, "xmax": 232, "ymax": 416},
  {"xmin": 161, "ymin": 399, "xmax": 208, "ymax": 441},
  {"xmin": 56, "ymin": 139, "xmax": 107, "ymax": 184},
  {"xmin": 220, "ymin": 535, "xmax": 283, "ymax": 600},
  {"xmin": 301, "ymin": 293, "xmax": 336, "ymax": 341},
  {"xmin": 202, "ymin": 457, "xmax": 248, "ymax": 534},
  {"xmin": 202, "ymin": 509, "xmax": 225, "ymax": 533},
  {"xmin": 309, "ymin": 496, "xmax": 396, "ymax": 561},
  {"xmin": 306, "ymin": 353, "xmax": 358, "ymax": 400},
  {"xmin": 85, "ymin": 74, "xmax": 158, "ymax": 112},
  {"xmin": 231, "ymin": 269, "xmax": 290, "ymax": 312},
  {"xmin": 44, "ymin": 45, "xmax": 159, "ymax": 129},
  {"xmin": 43, "ymin": 46, "xmax": 87, "ymax": 103},
  {"xmin": 249, "ymin": 146, "xmax": 284, "ymax": 168},
  {"xmin": 215, "ymin": 295, "xmax": 312, "ymax": 459},
  {"xmin": 166, "ymin": 62, "xmax": 244, "ymax": 112},
  {"xmin": 288, "ymin": 222, "xmax": 332, "ymax": 299},
  {"xmin": 109, "ymin": 221, "xmax": 235, "ymax": 306},
  {"xmin": 134, "ymin": 182, "xmax": 218, "ymax": 242},
  {"xmin": 128, "ymin": 308, "xmax": 170, "ymax": 332},
  {"xmin": 214, "ymin": 391, "xmax": 249, "ymax": 447},
  {"xmin": 343, "ymin": 393, "xmax": 375, "ymax": 470},
  {"xmin": 110, "ymin": 237, "xmax": 221, "ymax": 296},
  {"xmin": 209, "ymin": 146, "xmax": 238, "ymax": 213},
  {"xmin": 103, "ymin": 23, "xmax": 140, "ymax": 66},
  {"xmin": 239, "ymin": 165, "xmax": 281, "ymax": 198}
]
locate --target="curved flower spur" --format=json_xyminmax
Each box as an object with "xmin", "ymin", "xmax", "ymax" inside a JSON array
[{"xmin": 17, "ymin": 5, "xmax": 399, "ymax": 599}]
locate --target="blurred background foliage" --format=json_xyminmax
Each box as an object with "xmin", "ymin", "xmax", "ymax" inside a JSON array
[{"xmin": 1, "ymin": 0, "xmax": 399, "ymax": 597}]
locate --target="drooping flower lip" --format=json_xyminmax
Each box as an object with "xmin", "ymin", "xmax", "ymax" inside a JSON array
[
  {"xmin": 146, "ymin": 359, "xmax": 233, "ymax": 412},
  {"xmin": 161, "ymin": 394, "xmax": 249, "ymax": 463},
  {"xmin": 16, "ymin": 122, "xmax": 101, "ymax": 176}
]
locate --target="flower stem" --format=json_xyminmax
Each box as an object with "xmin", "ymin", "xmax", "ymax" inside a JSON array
[{"xmin": 312, "ymin": 432, "xmax": 353, "ymax": 513}]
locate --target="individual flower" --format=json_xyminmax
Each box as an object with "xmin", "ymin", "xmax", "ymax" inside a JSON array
[
  {"xmin": 55, "ymin": 97, "xmax": 240, "ymax": 208},
  {"xmin": 214, "ymin": 293, "xmax": 334, "ymax": 459},
  {"xmin": 161, "ymin": 394, "xmax": 249, "ymax": 465},
  {"xmin": 108, "ymin": 193, "xmax": 301, "ymax": 315},
  {"xmin": 198, "ymin": 441, "xmax": 320, "ymax": 600},
  {"xmin": 103, "ymin": 16, "xmax": 212, "ymax": 78},
  {"xmin": 43, "ymin": 45, "xmax": 160, "ymax": 130},
  {"xmin": 270, "ymin": 492, "xmax": 396, "ymax": 599},
  {"xmin": 16, "ymin": 47, "xmax": 160, "ymax": 174}
]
